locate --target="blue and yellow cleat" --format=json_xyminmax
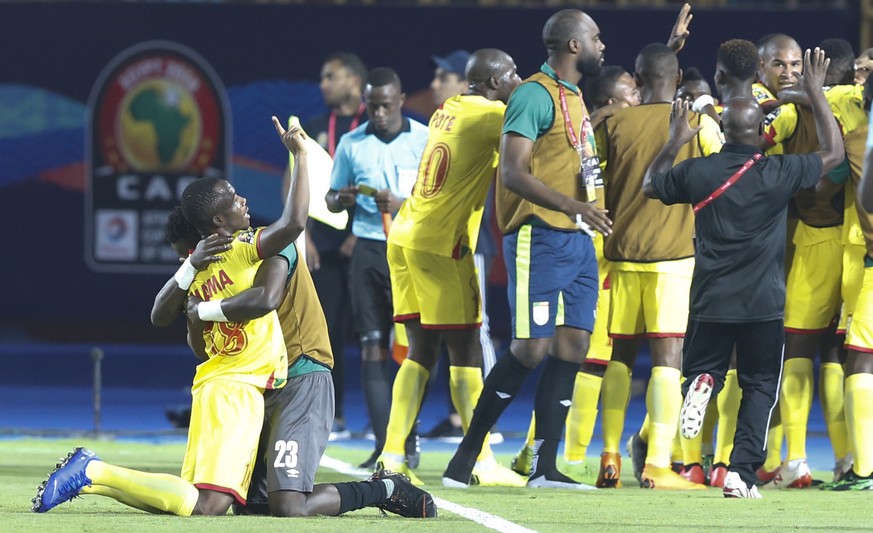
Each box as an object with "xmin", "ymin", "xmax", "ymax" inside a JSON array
[{"xmin": 32, "ymin": 447, "xmax": 99, "ymax": 513}]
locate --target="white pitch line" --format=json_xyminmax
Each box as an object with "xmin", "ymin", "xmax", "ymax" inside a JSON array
[{"xmin": 319, "ymin": 455, "xmax": 537, "ymax": 533}]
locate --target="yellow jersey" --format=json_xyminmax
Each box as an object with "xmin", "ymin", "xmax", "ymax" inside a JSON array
[
  {"xmin": 189, "ymin": 227, "xmax": 288, "ymax": 390},
  {"xmin": 390, "ymin": 94, "xmax": 505, "ymax": 257}
]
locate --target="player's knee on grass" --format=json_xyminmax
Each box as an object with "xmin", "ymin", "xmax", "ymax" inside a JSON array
[
  {"xmin": 192, "ymin": 490, "xmax": 234, "ymax": 516},
  {"xmin": 232, "ymin": 501, "xmax": 270, "ymax": 515},
  {"xmin": 269, "ymin": 491, "xmax": 315, "ymax": 517}
]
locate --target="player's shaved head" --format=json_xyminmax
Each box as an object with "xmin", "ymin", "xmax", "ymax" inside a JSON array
[
  {"xmin": 543, "ymin": 10, "xmax": 588, "ymax": 51},
  {"xmin": 635, "ymin": 43, "xmax": 679, "ymax": 82},
  {"xmin": 721, "ymin": 97, "xmax": 764, "ymax": 145},
  {"xmin": 819, "ymin": 38, "xmax": 856, "ymax": 85},
  {"xmin": 466, "ymin": 48, "xmax": 513, "ymax": 84},
  {"xmin": 760, "ymin": 34, "xmax": 801, "ymax": 61}
]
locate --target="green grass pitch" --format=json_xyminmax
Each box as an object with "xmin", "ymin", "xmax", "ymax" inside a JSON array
[{"xmin": 3, "ymin": 438, "xmax": 871, "ymax": 532}]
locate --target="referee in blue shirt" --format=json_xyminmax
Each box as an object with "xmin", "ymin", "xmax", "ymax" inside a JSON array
[{"xmin": 326, "ymin": 67, "xmax": 429, "ymax": 468}]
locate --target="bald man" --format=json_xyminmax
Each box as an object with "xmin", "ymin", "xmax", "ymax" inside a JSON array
[
  {"xmin": 443, "ymin": 9, "xmax": 610, "ymax": 490},
  {"xmin": 754, "ymin": 34, "xmax": 803, "ymax": 113},
  {"xmin": 378, "ymin": 48, "xmax": 524, "ymax": 488},
  {"xmin": 643, "ymin": 48, "xmax": 844, "ymax": 498}
]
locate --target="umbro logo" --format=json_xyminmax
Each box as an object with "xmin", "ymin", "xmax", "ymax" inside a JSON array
[
  {"xmin": 286, "ymin": 469, "xmax": 300, "ymax": 478},
  {"xmin": 496, "ymin": 391, "xmax": 511, "ymax": 399},
  {"xmin": 560, "ymin": 400, "xmax": 572, "ymax": 407}
]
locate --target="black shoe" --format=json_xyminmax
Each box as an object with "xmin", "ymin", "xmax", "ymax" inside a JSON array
[
  {"xmin": 424, "ymin": 417, "xmax": 463, "ymax": 439},
  {"xmin": 359, "ymin": 448, "xmax": 381, "ymax": 470},
  {"xmin": 369, "ymin": 469, "xmax": 437, "ymax": 518},
  {"xmin": 405, "ymin": 419, "xmax": 421, "ymax": 469}
]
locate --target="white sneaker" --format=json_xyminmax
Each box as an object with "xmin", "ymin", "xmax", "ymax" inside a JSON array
[
  {"xmin": 834, "ymin": 453, "xmax": 854, "ymax": 483},
  {"xmin": 527, "ymin": 470, "xmax": 597, "ymax": 490},
  {"xmin": 680, "ymin": 373, "xmax": 714, "ymax": 439},
  {"xmin": 763, "ymin": 458, "xmax": 813, "ymax": 489},
  {"xmin": 723, "ymin": 472, "xmax": 762, "ymax": 498}
]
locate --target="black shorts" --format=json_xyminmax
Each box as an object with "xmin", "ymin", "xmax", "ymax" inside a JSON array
[
  {"xmin": 246, "ymin": 372, "xmax": 335, "ymax": 507},
  {"xmin": 349, "ymin": 237, "xmax": 392, "ymax": 346}
]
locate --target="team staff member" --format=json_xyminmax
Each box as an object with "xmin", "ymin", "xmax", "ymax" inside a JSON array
[
  {"xmin": 645, "ymin": 48, "xmax": 843, "ymax": 498},
  {"xmin": 594, "ymin": 43, "xmax": 721, "ymax": 491},
  {"xmin": 443, "ymin": 8, "xmax": 612, "ymax": 490},
  {"xmin": 379, "ymin": 49, "xmax": 524, "ymax": 488},
  {"xmin": 326, "ymin": 68, "xmax": 429, "ymax": 469},
  {"xmin": 295, "ymin": 52, "xmax": 368, "ymax": 441}
]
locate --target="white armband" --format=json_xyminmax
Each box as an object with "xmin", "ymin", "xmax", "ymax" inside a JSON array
[
  {"xmin": 174, "ymin": 257, "xmax": 197, "ymax": 291},
  {"xmin": 691, "ymin": 94, "xmax": 715, "ymax": 113},
  {"xmin": 198, "ymin": 299, "xmax": 228, "ymax": 322}
]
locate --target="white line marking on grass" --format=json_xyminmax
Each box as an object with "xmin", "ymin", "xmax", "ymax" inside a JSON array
[{"xmin": 319, "ymin": 455, "xmax": 537, "ymax": 533}]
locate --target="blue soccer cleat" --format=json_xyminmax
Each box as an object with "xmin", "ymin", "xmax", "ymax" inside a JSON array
[{"xmin": 32, "ymin": 447, "xmax": 100, "ymax": 513}]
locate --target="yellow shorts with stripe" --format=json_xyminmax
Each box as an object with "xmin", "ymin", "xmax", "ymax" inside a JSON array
[
  {"xmin": 607, "ymin": 258, "xmax": 693, "ymax": 339},
  {"xmin": 846, "ymin": 264, "xmax": 873, "ymax": 354},
  {"xmin": 180, "ymin": 379, "xmax": 264, "ymax": 505},
  {"xmin": 388, "ymin": 242, "xmax": 482, "ymax": 329},
  {"xmin": 839, "ymin": 243, "xmax": 867, "ymax": 333},
  {"xmin": 784, "ymin": 223, "xmax": 842, "ymax": 333},
  {"xmin": 588, "ymin": 232, "xmax": 613, "ymax": 363}
]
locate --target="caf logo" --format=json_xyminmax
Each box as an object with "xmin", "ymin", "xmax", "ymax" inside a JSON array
[{"xmin": 91, "ymin": 41, "xmax": 226, "ymax": 174}]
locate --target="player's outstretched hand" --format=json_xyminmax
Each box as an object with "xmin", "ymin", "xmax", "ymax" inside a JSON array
[
  {"xmin": 272, "ymin": 116, "xmax": 309, "ymax": 156},
  {"xmin": 667, "ymin": 3, "xmax": 693, "ymax": 52},
  {"xmin": 190, "ymin": 233, "xmax": 233, "ymax": 270},
  {"xmin": 801, "ymin": 47, "xmax": 830, "ymax": 93},
  {"xmin": 669, "ymin": 99, "xmax": 703, "ymax": 146}
]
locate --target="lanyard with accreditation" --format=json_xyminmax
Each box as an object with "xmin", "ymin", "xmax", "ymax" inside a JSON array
[
  {"xmin": 692, "ymin": 153, "xmax": 763, "ymax": 214},
  {"xmin": 557, "ymin": 83, "xmax": 601, "ymax": 204}
]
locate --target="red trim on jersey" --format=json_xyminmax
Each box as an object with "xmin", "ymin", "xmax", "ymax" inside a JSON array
[
  {"xmin": 645, "ymin": 332, "xmax": 685, "ymax": 339},
  {"xmin": 846, "ymin": 344, "xmax": 873, "ymax": 354},
  {"xmin": 836, "ymin": 329, "xmax": 847, "ymax": 335},
  {"xmin": 785, "ymin": 326, "xmax": 831, "ymax": 335},
  {"xmin": 602, "ymin": 273, "xmax": 611, "ymax": 291},
  {"xmin": 609, "ymin": 333, "xmax": 643, "ymax": 340},
  {"xmin": 583, "ymin": 358, "xmax": 609, "ymax": 366},
  {"xmin": 195, "ymin": 483, "xmax": 246, "ymax": 506},
  {"xmin": 421, "ymin": 322, "xmax": 482, "ymax": 331},
  {"xmin": 265, "ymin": 372, "xmax": 276, "ymax": 390},
  {"xmin": 393, "ymin": 313, "xmax": 421, "ymax": 323}
]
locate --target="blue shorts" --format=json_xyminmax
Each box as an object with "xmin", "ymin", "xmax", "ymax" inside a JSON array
[{"xmin": 503, "ymin": 223, "xmax": 599, "ymax": 339}]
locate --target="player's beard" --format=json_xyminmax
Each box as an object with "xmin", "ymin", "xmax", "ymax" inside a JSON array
[{"xmin": 579, "ymin": 55, "xmax": 603, "ymax": 79}]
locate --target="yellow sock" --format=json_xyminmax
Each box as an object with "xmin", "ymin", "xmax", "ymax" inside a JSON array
[
  {"xmin": 763, "ymin": 417, "xmax": 783, "ymax": 472},
  {"xmin": 450, "ymin": 365, "xmax": 493, "ymax": 462},
  {"xmin": 645, "ymin": 366, "xmax": 682, "ymax": 468},
  {"xmin": 681, "ymin": 431, "xmax": 703, "ymax": 465},
  {"xmin": 781, "ymin": 357, "xmax": 813, "ymax": 461},
  {"xmin": 714, "ymin": 369, "xmax": 741, "ymax": 464},
  {"xmin": 82, "ymin": 484, "xmax": 163, "ymax": 513},
  {"xmin": 820, "ymin": 362, "xmax": 848, "ymax": 460},
  {"xmin": 845, "ymin": 373, "xmax": 873, "ymax": 477},
  {"xmin": 85, "ymin": 461, "xmax": 198, "ymax": 516},
  {"xmin": 524, "ymin": 412, "xmax": 536, "ymax": 449},
  {"xmin": 564, "ymin": 371, "xmax": 602, "ymax": 462},
  {"xmin": 384, "ymin": 359, "xmax": 429, "ymax": 456},
  {"xmin": 639, "ymin": 413, "xmax": 651, "ymax": 442},
  {"xmin": 600, "ymin": 360, "xmax": 631, "ymax": 453}
]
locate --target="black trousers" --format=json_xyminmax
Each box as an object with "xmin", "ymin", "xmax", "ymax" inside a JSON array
[
  {"xmin": 681, "ymin": 319, "xmax": 784, "ymax": 488},
  {"xmin": 311, "ymin": 250, "xmax": 352, "ymax": 420}
]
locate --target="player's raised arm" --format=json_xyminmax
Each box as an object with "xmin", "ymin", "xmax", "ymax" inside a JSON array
[
  {"xmin": 666, "ymin": 3, "xmax": 692, "ymax": 53},
  {"xmin": 256, "ymin": 116, "xmax": 311, "ymax": 259},
  {"xmin": 803, "ymin": 48, "xmax": 845, "ymax": 177}
]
